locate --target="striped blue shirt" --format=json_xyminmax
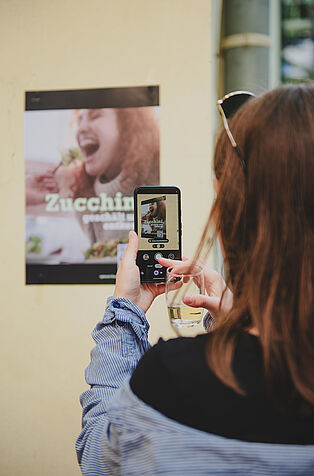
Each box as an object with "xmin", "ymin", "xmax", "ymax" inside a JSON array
[{"xmin": 76, "ymin": 297, "xmax": 314, "ymax": 475}]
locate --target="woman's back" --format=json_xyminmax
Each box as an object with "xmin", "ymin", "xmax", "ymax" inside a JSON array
[
  {"xmin": 76, "ymin": 299, "xmax": 314, "ymax": 475},
  {"xmin": 131, "ymin": 333, "xmax": 314, "ymax": 444}
]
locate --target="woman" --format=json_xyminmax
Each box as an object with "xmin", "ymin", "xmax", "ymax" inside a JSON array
[
  {"xmin": 55, "ymin": 107, "xmax": 160, "ymax": 246},
  {"xmin": 76, "ymin": 84, "xmax": 314, "ymax": 475}
]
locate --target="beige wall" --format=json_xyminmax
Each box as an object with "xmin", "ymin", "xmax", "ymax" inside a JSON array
[{"xmin": 0, "ymin": 0, "xmax": 215, "ymax": 474}]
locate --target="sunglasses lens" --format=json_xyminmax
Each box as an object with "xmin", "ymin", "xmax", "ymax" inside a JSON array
[{"xmin": 220, "ymin": 93, "xmax": 254, "ymax": 119}]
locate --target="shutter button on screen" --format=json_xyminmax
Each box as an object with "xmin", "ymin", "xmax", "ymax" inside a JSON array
[{"xmin": 154, "ymin": 252, "xmax": 163, "ymax": 261}]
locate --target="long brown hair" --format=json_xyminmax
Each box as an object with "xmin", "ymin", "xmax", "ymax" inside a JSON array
[
  {"xmin": 203, "ymin": 84, "xmax": 314, "ymax": 411},
  {"xmin": 72, "ymin": 107, "xmax": 159, "ymax": 197}
]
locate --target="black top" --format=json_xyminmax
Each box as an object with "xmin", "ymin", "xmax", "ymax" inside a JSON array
[{"xmin": 130, "ymin": 332, "xmax": 314, "ymax": 444}]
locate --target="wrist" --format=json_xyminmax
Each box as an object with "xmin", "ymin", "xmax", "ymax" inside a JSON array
[
  {"xmin": 113, "ymin": 287, "xmax": 138, "ymax": 302},
  {"xmin": 108, "ymin": 295, "xmax": 148, "ymax": 319}
]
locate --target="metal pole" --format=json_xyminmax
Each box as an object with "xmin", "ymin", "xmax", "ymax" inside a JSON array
[{"xmin": 221, "ymin": 0, "xmax": 271, "ymax": 94}]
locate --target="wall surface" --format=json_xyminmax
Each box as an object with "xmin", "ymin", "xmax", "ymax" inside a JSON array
[{"xmin": 0, "ymin": 0, "xmax": 214, "ymax": 474}]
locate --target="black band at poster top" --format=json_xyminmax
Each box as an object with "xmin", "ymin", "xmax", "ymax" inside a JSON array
[{"xmin": 25, "ymin": 85, "xmax": 159, "ymax": 111}]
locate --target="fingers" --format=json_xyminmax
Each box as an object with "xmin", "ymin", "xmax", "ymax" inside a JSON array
[
  {"xmin": 151, "ymin": 283, "xmax": 166, "ymax": 297},
  {"xmin": 160, "ymin": 257, "xmax": 204, "ymax": 290},
  {"xmin": 158, "ymin": 257, "xmax": 193, "ymax": 276},
  {"xmin": 158, "ymin": 257, "xmax": 176, "ymax": 267},
  {"xmin": 158, "ymin": 256, "xmax": 203, "ymax": 275},
  {"xmin": 166, "ymin": 279, "xmax": 183, "ymax": 292},
  {"xmin": 183, "ymin": 294, "xmax": 221, "ymax": 318},
  {"xmin": 143, "ymin": 280, "xmax": 180, "ymax": 300},
  {"xmin": 123, "ymin": 231, "xmax": 138, "ymax": 264},
  {"xmin": 158, "ymin": 256, "xmax": 191, "ymax": 266},
  {"xmin": 192, "ymin": 265, "xmax": 228, "ymax": 298},
  {"xmin": 158, "ymin": 256, "xmax": 232, "ymax": 310}
]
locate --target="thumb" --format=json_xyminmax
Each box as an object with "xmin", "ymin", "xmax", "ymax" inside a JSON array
[
  {"xmin": 183, "ymin": 294, "xmax": 221, "ymax": 317},
  {"xmin": 123, "ymin": 230, "xmax": 138, "ymax": 263}
]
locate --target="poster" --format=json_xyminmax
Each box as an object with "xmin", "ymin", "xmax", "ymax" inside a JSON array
[{"xmin": 25, "ymin": 86, "xmax": 160, "ymax": 284}]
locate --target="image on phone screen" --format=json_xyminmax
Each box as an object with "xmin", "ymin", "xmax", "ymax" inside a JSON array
[{"xmin": 140, "ymin": 196, "xmax": 167, "ymax": 240}]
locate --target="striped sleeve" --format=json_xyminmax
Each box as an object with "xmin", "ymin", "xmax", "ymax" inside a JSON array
[{"xmin": 75, "ymin": 296, "xmax": 151, "ymax": 474}]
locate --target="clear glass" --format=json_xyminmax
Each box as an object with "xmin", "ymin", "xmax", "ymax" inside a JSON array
[{"xmin": 166, "ymin": 263, "xmax": 205, "ymax": 328}]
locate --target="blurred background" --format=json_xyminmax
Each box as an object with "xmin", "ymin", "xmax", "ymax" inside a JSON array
[{"xmin": 0, "ymin": 1, "xmax": 313, "ymax": 475}]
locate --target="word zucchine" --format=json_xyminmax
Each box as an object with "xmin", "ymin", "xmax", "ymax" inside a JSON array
[{"xmin": 45, "ymin": 192, "xmax": 134, "ymax": 213}]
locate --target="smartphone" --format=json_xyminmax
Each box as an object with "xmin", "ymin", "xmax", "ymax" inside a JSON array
[{"xmin": 134, "ymin": 186, "xmax": 182, "ymax": 283}]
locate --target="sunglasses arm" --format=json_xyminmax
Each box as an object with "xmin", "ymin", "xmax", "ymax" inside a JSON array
[{"xmin": 217, "ymin": 103, "xmax": 247, "ymax": 174}]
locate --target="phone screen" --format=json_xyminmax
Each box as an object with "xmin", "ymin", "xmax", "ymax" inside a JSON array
[{"xmin": 134, "ymin": 187, "xmax": 181, "ymax": 282}]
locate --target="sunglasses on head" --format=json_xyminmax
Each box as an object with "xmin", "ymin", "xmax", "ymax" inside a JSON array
[{"xmin": 217, "ymin": 91, "xmax": 255, "ymax": 173}]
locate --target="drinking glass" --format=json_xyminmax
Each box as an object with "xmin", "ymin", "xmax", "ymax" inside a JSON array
[{"xmin": 166, "ymin": 263, "xmax": 205, "ymax": 327}]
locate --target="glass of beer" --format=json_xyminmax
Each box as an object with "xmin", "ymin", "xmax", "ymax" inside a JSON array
[{"xmin": 166, "ymin": 263, "xmax": 205, "ymax": 327}]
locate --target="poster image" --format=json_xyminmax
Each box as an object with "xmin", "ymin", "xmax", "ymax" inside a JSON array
[{"xmin": 25, "ymin": 86, "xmax": 160, "ymax": 284}]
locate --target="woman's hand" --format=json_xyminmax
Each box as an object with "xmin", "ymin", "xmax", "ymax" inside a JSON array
[
  {"xmin": 158, "ymin": 256, "xmax": 233, "ymax": 320},
  {"xmin": 26, "ymin": 170, "xmax": 58, "ymax": 206},
  {"xmin": 113, "ymin": 231, "xmax": 167, "ymax": 313},
  {"xmin": 54, "ymin": 164, "xmax": 78, "ymax": 198}
]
